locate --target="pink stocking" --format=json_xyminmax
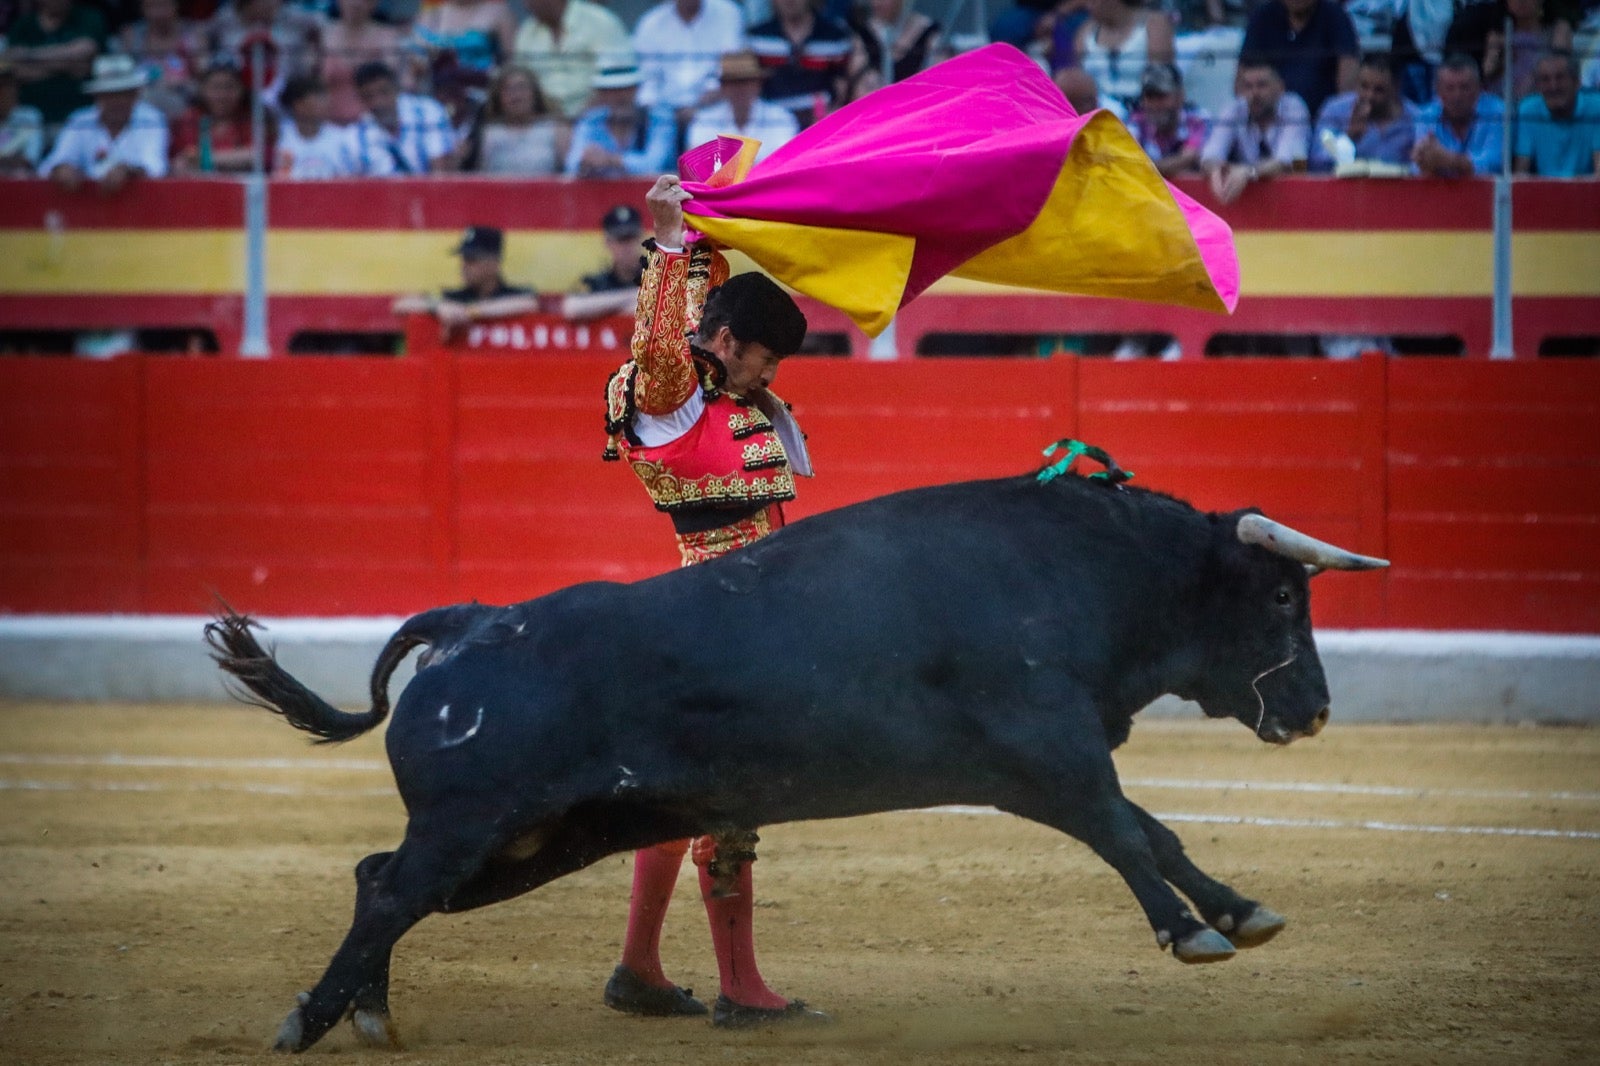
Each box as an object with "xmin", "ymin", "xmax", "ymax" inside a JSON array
[
  {"xmin": 619, "ymin": 839, "xmax": 688, "ymax": 987},
  {"xmin": 699, "ymin": 861, "xmax": 786, "ymax": 1008}
]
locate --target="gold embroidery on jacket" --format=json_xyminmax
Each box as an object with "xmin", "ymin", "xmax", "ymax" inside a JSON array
[
  {"xmin": 628, "ymin": 458, "xmax": 796, "ymax": 511},
  {"xmin": 631, "ymin": 250, "xmax": 697, "ymax": 414},
  {"xmin": 741, "ymin": 436, "xmax": 787, "ymax": 469},
  {"xmin": 727, "ymin": 408, "xmax": 774, "ymax": 439}
]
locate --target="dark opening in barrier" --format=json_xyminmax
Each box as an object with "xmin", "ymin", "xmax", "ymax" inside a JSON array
[
  {"xmin": 287, "ymin": 331, "xmax": 402, "ymax": 356},
  {"xmin": 1539, "ymin": 337, "xmax": 1600, "ymax": 358},
  {"xmin": 0, "ymin": 329, "xmax": 219, "ymax": 356},
  {"xmin": 916, "ymin": 332, "xmax": 1184, "ymax": 358}
]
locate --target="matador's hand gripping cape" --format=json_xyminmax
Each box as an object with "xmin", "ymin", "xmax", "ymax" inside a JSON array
[{"xmin": 676, "ymin": 44, "xmax": 1239, "ymax": 338}]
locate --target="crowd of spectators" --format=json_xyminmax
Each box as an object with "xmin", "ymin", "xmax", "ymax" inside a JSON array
[{"xmin": 0, "ymin": 0, "xmax": 1597, "ymax": 191}]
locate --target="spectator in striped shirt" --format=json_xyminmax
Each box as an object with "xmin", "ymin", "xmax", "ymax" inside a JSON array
[
  {"xmin": 347, "ymin": 60, "xmax": 461, "ymax": 174},
  {"xmin": 746, "ymin": 0, "xmax": 853, "ymax": 127},
  {"xmin": 1128, "ymin": 62, "xmax": 1208, "ymax": 177}
]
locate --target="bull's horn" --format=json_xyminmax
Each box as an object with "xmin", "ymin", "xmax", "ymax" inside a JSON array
[{"xmin": 1236, "ymin": 514, "xmax": 1389, "ymax": 572}]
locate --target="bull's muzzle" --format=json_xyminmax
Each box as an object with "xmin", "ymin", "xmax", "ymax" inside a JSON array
[{"xmin": 1260, "ymin": 705, "xmax": 1330, "ymax": 745}]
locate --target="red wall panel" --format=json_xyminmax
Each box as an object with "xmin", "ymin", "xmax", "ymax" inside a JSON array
[
  {"xmin": 139, "ymin": 359, "xmax": 452, "ymax": 614},
  {"xmin": 2, "ymin": 356, "xmax": 1598, "ymax": 631},
  {"xmin": 0, "ymin": 359, "xmax": 143, "ymax": 611},
  {"xmin": 1386, "ymin": 362, "xmax": 1600, "ymax": 631}
]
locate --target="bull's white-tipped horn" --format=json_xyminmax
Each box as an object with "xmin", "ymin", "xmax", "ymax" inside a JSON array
[{"xmin": 1236, "ymin": 514, "xmax": 1389, "ymax": 572}]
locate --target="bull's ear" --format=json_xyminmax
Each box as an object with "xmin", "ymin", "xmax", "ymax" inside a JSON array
[
  {"xmin": 1304, "ymin": 564, "xmax": 1323, "ymax": 578},
  {"xmin": 1237, "ymin": 514, "xmax": 1389, "ymax": 572}
]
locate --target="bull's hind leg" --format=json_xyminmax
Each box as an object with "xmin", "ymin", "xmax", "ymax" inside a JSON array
[
  {"xmin": 273, "ymin": 823, "xmax": 497, "ymax": 1053},
  {"xmin": 1126, "ymin": 802, "xmax": 1286, "ymax": 948},
  {"xmin": 345, "ymin": 852, "xmax": 401, "ymax": 1047}
]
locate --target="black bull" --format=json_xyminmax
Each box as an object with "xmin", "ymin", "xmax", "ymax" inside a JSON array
[{"xmin": 207, "ymin": 472, "xmax": 1386, "ymax": 1052}]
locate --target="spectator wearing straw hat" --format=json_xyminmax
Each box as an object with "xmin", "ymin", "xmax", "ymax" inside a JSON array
[
  {"xmin": 685, "ymin": 50, "xmax": 799, "ymax": 161},
  {"xmin": 0, "ymin": 56, "xmax": 47, "ymax": 175},
  {"xmin": 38, "ymin": 53, "xmax": 169, "ymax": 191},
  {"xmin": 565, "ymin": 62, "xmax": 679, "ymax": 176}
]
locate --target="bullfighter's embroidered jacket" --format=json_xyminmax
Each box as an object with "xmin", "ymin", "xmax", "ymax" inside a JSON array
[{"xmin": 604, "ymin": 240, "xmax": 809, "ymax": 553}]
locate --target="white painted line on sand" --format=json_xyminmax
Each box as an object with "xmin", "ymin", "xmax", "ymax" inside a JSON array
[
  {"xmin": 1122, "ymin": 777, "xmax": 1600, "ymax": 803},
  {"xmin": 0, "ymin": 753, "xmax": 386, "ymax": 772},
  {"xmin": 0, "ymin": 778, "xmax": 394, "ymax": 798},
  {"xmin": 923, "ymin": 806, "xmax": 1600, "ymax": 841}
]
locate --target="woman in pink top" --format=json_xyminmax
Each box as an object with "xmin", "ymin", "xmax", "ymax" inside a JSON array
[{"xmin": 320, "ymin": 0, "xmax": 407, "ymax": 125}]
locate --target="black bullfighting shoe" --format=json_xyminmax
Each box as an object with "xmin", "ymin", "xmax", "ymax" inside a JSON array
[
  {"xmin": 711, "ymin": 996, "xmax": 833, "ymax": 1029},
  {"xmin": 603, "ymin": 965, "xmax": 709, "ymax": 1017}
]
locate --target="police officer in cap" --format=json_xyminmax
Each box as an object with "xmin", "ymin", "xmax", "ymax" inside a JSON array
[
  {"xmin": 558, "ymin": 205, "xmax": 647, "ymax": 322},
  {"xmin": 393, "ymin": 225, "xmax": 540, "ymax": 331}
]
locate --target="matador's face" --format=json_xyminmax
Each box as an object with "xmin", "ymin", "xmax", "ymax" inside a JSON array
[{"xmin": 707, "ymin": 326, "xmax": 782, "ymax": 396}]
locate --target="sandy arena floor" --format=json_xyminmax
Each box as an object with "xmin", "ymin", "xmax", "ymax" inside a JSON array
[{"xmin": 1, "ymin": 702, "xmax": 1597, "ymax": 1065}]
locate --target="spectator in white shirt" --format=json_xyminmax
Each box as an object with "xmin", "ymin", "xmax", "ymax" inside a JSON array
[
  {"xmin": 685, "ymin": 50, "xmax": 799, "ymax": 160},
  {"xmin": 274, "ymin": 73, "xmax": 355, "ymax": 178},
  {"xmin": 347, "ymin": 60, "xmax": 461, "ymax": 174},
  {"xmin": 634, "ymin": 0, "xmax": 747, "ymax": 127},
  {"xmin": 39, "ymin": 54, "xmax": 170, "ymax": 192},
  {"xmin": 1, "ymin": 56, "xmax": 47, "ymax": 176},
  {"xmin": 513, "ymin": 0, "xmax": 635, "ymax": 120},
  {"xmin": 1200, "ymin": 54, "xmax": 1309, "ymax": 204}
]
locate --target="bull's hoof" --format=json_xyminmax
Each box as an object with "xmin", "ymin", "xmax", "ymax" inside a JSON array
[
  {"xmin": 1172, "ymin": 928, "xmax": 1237, "ymax": 963},
  {"xmin": 711, "ymin": 995, "xmax": 833, "ymax": 1030},
  {"xmin": 1225, "ymin": 905, "xmax": 1286, "ymax": 948},
  {"xmin": 603, "ymin": 965, "xmax": 708, "ymax": 1017},
  {"xmin": 350, "ymin": 1008, "xmax": 401, "ymax": 1048},
  {"xmin": 270, "ymin": 995, "xmax": 310, "ymax": 1053}
]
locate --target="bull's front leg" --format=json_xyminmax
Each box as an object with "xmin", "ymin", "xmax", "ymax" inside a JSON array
[
  {"xmin": 1125, "ymin": 802, "xmax": 1286, "ymax": 948},
  {"xmin": 1031, "ymin": 793, "xmax": 1237, "ymax": 963}
]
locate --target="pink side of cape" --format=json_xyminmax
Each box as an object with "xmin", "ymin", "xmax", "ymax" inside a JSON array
[{"xmin": 681, "ymin": 44, "xmax": 1239, "ymax": 312}]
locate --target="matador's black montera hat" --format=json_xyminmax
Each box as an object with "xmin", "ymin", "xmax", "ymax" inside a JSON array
[{"xmin": 706, "ymin": 272, "xmax": 808, "ymax": 357}]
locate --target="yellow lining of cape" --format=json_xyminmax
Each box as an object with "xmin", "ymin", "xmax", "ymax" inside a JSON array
[
  {"xmin": 952, "ymin": 111, "xmax": 1227, "ymax": 313},
  {"xmin": 685, "ymin": 212, "xmax": 914, "ymax": 336}
]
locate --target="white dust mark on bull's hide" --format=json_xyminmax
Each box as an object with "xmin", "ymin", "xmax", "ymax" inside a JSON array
[
  {"xmin": 437, "ymin": 704, "xmax": 484, "ymax": 749},
  {"xmin": 1250, "ymin": 654, "xmax": 1297, "ymax": 742},
  {"xmin": 614, "ymin": 765, "xmax": 638, "ymax": 794}
]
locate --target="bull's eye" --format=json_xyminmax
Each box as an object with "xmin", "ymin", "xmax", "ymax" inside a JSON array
[{"xmin": 1274, "ymin": 586, "xmax": 1292, "ymax": 606}]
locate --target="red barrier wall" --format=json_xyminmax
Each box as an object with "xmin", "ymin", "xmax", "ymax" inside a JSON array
[{"xmin": 2, "ymin": 356, "xmax": 1597, "ymax": 630}]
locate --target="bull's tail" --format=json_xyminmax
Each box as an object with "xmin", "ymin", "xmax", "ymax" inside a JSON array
[{"xmin": 204, "ymin": 608, "xmax": 426, "ymax": 745}]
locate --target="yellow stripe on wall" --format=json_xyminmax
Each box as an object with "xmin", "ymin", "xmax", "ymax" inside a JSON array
[
  {"xmin": 266, "ymin": 231, "xmax": 608, "ymax": 295},
  {"xmin": 0, "ymin": 231, "xmax": 245, "ymax": 294},
  {"xmin": 2, "ymin": 229, "xmax": 1595, "ymax": 299}
]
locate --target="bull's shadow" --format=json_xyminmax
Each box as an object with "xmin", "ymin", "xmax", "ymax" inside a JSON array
[{"xmin": 206, "ymin": 470, "xmax": 1385, "ymax": 1052}]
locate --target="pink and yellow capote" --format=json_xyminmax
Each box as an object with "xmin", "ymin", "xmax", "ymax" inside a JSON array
[{"xmin": 677, "ymin": 44, "xmax": 1239, "ymax": 337}]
